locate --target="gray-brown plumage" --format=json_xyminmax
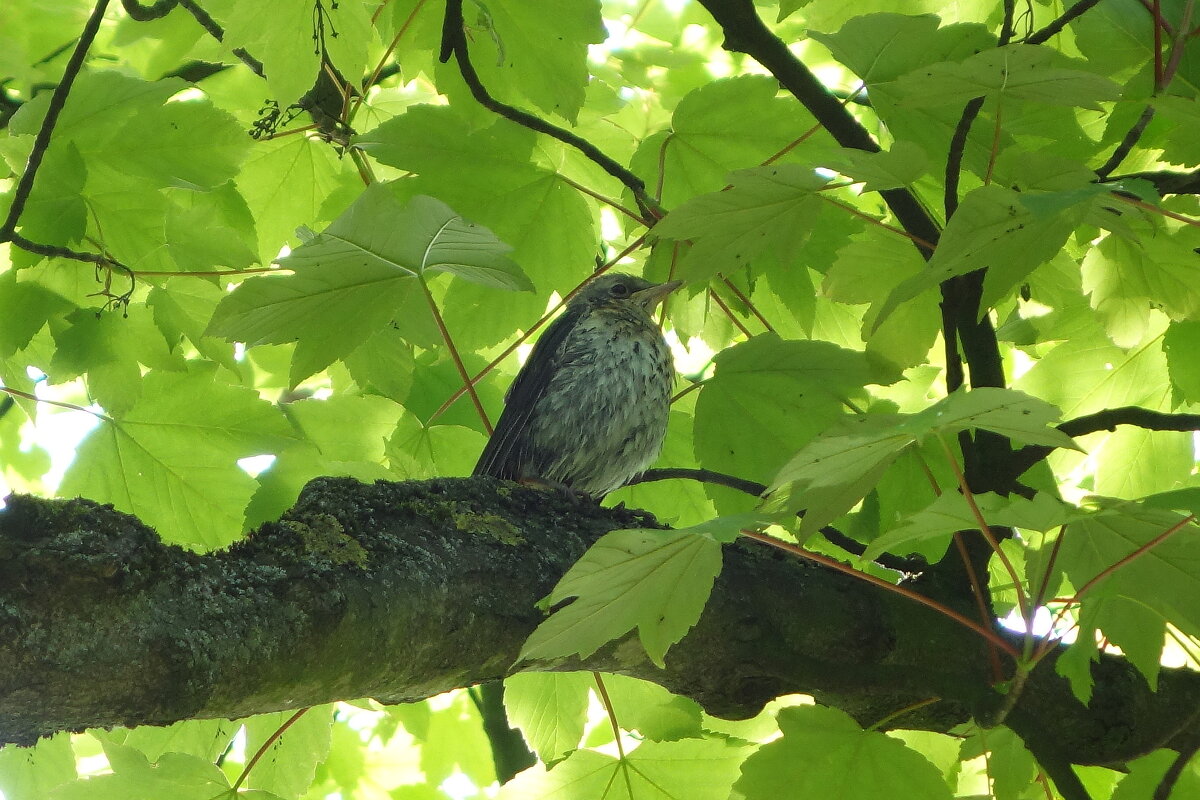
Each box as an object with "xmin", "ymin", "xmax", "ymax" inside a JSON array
[{"xmin": 474, "ymin": 273, "xmax": 681, "ymax": 498}]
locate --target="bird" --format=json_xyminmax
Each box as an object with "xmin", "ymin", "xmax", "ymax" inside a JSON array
[{"xmin": 474, "ymin": 273, "xmax": 681, "ymax": 500}]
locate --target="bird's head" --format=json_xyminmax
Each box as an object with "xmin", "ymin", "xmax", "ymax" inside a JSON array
[{"xmin": 572, "ymin": 273, "xmax": 683, "ymax": 316}]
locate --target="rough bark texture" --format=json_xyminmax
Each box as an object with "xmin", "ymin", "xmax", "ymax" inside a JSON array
[{"xmin": 1, "ymin": 476, "xmax": 1198, "ymax": 765}]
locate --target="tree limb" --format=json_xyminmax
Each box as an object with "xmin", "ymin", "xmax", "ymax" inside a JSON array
[{"xmin": 2, "ymin": 477, "xmax": 1198, "ymax": 766}]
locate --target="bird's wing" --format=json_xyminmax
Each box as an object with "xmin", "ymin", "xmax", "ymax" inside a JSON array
[{"xmin": 472, "ymin": 303, "xmax": 584, "ymax": 479}]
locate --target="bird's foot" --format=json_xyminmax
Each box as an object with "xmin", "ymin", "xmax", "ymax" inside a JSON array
[{"xmin": 517, "ymin": 476, "xmax": 597, "ymax": 506}]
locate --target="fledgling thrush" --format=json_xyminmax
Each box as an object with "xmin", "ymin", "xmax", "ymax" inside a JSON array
[{"xmin": 474, "ymin": 273, "xmax": 681, "ymax": 499}]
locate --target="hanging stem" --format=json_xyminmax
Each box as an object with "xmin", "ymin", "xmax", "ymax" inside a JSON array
[
  {"xmin": 592, "ymin": 672, "xmax": 635, "ymax": 797},
  {"xmin": 420, "ymin": 277, "xmax": 493, "ymax": 434},
  {"xmin": 708, "ymin": 289, "xmax": 753, "ymax": 338},
  {"xmin": 721, "ymin": 277, "xmax": 775, "ymax": 333},
  {"xmin": 938, "ymin": 436, "xmax": 1030, "ymax": 623},
  {"xmin": 1035, "ymin": 514, "xmax": 1197, "ymax": 662},
  {"xmin": 232, "ymin": 708, "xmax": 310, "ymax": 792},
  {"xmin": 558, "ymin": 174, "xmax": 651, "ymax": 226},
  {"xmin": 0, "ymin": 387, "xmax": 108, "ymax": 419},
  {"xmin": 739, "ymin": 529, "xmax": 1020, "ymax": 659}
]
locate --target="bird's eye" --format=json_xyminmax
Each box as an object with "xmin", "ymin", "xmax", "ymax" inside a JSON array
[{"xmin": 609, "ymin": 282, "xmax": 630, "ymax": 297}]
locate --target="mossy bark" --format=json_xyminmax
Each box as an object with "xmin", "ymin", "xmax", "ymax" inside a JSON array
[{"xmin": 1, "ymin": 476, "xmax": 1197, "ymax": 766}]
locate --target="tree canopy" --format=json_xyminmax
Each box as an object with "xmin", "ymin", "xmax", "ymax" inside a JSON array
[{"xmin": 2, "ymin": 0, "xmax": 1200, "ymax": 799}]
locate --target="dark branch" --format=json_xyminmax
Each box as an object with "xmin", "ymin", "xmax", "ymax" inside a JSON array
[
  {"xmin": 632, "ymin": 467, "xmax": 766, "ymax": 497},
  {"xmin": 999, "ymin": 0, "xmax": 1017, "ymax": 45},
  {"xmin": 0, "ymin": 0, "xmax": 111, "ymax": 241},
  {"xmin": 9, "ymin": 233, "xmax": 113, "ymax": 267},
  {"xmin": 160, "ymin": 60, "xmax": 231, "ymax": 83},
  {"xmin": 1104, "ymin": 168, "xmax": 1200, "ymax": 196},
  {"xmin": 438, "ymin": 0, "xmax": 662, "ymax": 222},
  {"xmin": 1026, "ymin": 0, "xmax": 1105, "ymax": 44},
  {"xmin": 1010, "ymin": 407, "xmax": 1200, "ymax": 476},
  {"xmin": 691, "ymin": 0, "xmax": 1010, "ymax": 606},
  {"xmin": 1154, "ymin": 738, "xmax": 1200, "ymax": 800},
  {"xmin": 119, "ymin": 0, "xmax": 178, "ymax": 21},
  {"xmin": 1095, "ymin": 105, "xmax": 1155, "ymax": 179},
  {"xmin": 177, "ymin": 0, "xmax": 266, "ymax": 78},
  {"xmin": 694, "ymin": 0, "xmax": 940, "ymax": 259},
  {"xmin": 944, "ymin": 96, "xmax": 985, "ymax": 220},
  {"xmin": 1059, "ymin": 407, "xmax": 1200, "ymax": 438}
]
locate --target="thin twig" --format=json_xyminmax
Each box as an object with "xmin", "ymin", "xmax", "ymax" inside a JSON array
[
  {"xmin": 8, "ymin": 233, "xmax": 116, "ymax": 268},
  {"xmin": 655, "ymin": 133, "xmax": 673, "ymax": 202},
  {"xmin": 657, "ymin": 241, "xmax": 681, "ymax": 328},
  {"xmin": 939, "ymin": 436, "xmax": 1030, "ymax": 622},
  {"xmin": 1154, "ymin": 739, "xmax": 1200, "ymax": 800},
  {"xmin": 721, "ymin": 278, "xmax": 775, "ymax": 333},
  {"xmin": 1009, "ymin": 406, "xmax": 1200, "ymax": 475},
  {"xmin": 866, "ymin": 697, "xmax": 941, "ymax": 731},
  {"xmin": 629, "ymin": 467, "xmax": 765, "ymax": 497},
  {"xmin": 999, "ymin": 0, "xmax": 1017, "ymax": 44},
  {"xmin": 1112, "ymin": 192, "xmax": 1200, "ymax": 227},
  {"xmin": 627, "ymin": 467, "xmax": 926, "ymax": 573},
  {"xmin": 1162, "ymin": 0, "xmax": 1197, "ymax": 88},
  {"xmin": 669, "ymin": 379, "xmax": 706, "ymax": 405},
  {"xmin": 1036, "ymin": 515, "xmax": 1197, "ymax": 661},
  {"xmin": 817, "ymin": 195, "xmax": 936, "ymax": 251},
  {"xmin": 119, "ymin": 0, "xmax": 178, "ymax": 21},
  {"xmin": 944, "ymin": 96, "xmax": 985, "ymax": 219},
  {"xmin": 419, "ymin": 278, "xmax": 493, "ymax": 435},
  {"xmin": 952, "ymin": 531, "xmax": 1005, "ymax": 681},
  {"xmin": 557, "ymin": 174, "xmax": 651, "ymax": 226},
  {"xmin": 349, "ymin": 0, "xmax": 429, "ymax": 124},
  {"xmin": 0, "ymin": 387, "xmax": 109, "ymax": 419},
  {"xmin": 1095, "ymin": 105, "xmax": 1156, "ymax": 179},
  {"xmin": 740, "ymin": 529, "xmax": 1020, "ymax": 658},
  {"xmin": 707, "ymin": 289, "xmax": 753, "ymax": 338}
]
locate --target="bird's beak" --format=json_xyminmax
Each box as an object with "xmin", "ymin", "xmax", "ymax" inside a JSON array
[{"xmin": 632, "ymin": 280, "xmax": 683, "ymax": 312}]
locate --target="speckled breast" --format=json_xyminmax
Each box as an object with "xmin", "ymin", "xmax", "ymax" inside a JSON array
[{"xmin": 524, "ymin": 305, "xmax": 674, "ymax": 497}]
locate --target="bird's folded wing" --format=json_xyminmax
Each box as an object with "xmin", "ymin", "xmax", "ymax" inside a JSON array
[{"xmin": 472, "ymin": 303, "xmax": 584, "ymax": 480}]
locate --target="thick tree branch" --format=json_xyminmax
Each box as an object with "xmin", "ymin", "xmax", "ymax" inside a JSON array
[{"xmin": 2, "ymin": 477, "xmax": 1198, "ymax": 766}]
